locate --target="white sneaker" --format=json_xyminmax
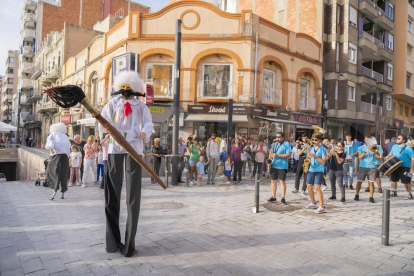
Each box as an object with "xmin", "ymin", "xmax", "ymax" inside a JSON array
[
  {"xmin": 189, "ymin": 181, "xmax": 194, "ymax": 186},
  {"xmin": 81, "ymin": 183, "xmax": 86, "ymax": 188},
  {"xmin": 68, "ymin": 183, "xmax": 72, "ymax": 187},
  {"xmin": 314, "ymin": 206, "xmax": 326, "ymax": 214},
  {"xmin": 225, "ymin": 181, "xmax": 231, "ymax": 184},
  {"xmin": 322, "ymin": 185, "xmax": 327, "ymax": 191},
  {"xmin": 76, "ymin": 182, "xmax": 81, "ymax": 186},
  {"xmin": 305, "ymin": 202, "xmax": 317, "ymax": 209},
  {"xmin": 302, "ymin": 191, "xmax": 307, "ymax": 195}
]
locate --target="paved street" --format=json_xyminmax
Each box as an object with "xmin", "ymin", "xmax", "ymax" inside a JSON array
[{"xmin": 0, "ymin": 174, "xmax": 413, "ymax": 276}]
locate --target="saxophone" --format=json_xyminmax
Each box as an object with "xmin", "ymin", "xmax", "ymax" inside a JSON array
[
  {"xmin": 267, "ymin": 144, "xmax": 274, "ymax": 172},
  {"xmin": 303, "ymin": 144, "xmax": 312, "ymax": 174}
]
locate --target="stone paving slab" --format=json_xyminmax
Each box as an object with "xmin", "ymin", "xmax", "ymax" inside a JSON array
[{"xmin": 0, "ymin": 174, "xmax": 413, "ymax": 276}]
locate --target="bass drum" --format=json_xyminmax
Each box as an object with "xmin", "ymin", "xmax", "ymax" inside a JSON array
[{"xmin": 378, "ymin": 155, "xmax": 403, "ymax": 176}]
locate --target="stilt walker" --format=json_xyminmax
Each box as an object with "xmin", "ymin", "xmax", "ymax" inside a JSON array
[
  {"xmin": 45, "ymin": 123, "xmax": 71, "ymax": 200},
  {"xmin": 100, "ymin": 71, "xmax": 154, "ymax": 257}
]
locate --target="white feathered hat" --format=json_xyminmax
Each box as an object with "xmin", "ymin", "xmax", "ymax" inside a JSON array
[
  {"xmin": 49, "ymin": 122, "xmax": 67, "ymax": 134},
  {"xmin": 113, "ymin": 70, "xmax": 143, "ymax": 93}
]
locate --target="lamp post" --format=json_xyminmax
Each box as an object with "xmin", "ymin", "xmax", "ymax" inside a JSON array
[{"xmin": 16, "ymin": 91, "xmax": 21, "ymax": 144}]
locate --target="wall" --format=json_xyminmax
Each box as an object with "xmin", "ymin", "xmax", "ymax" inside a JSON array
[{"xmin": 17, "ymin": 147, "xmax": 49, "ymax": 181}]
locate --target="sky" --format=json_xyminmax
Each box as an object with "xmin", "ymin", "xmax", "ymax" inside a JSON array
[{"xmin": 0, "ymin": 0, "xmax": 169, "ymax": 75}]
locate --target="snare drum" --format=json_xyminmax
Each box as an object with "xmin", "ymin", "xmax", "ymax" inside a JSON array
[{"xmin": 378, "ymin": 155, "xmax": 403, "ymax": 176}]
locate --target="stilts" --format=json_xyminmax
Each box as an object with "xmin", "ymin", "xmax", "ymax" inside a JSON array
[
  {"xmin": 61, "ymin": 192, "xmax": 65, "ymax": 199},
  {"xmin": 50, "ymin": 191, "xmax": 57, "ymax": 200}
]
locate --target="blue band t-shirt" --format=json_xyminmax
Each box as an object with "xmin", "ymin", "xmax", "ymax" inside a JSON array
[
  {"xmin": 271, "ymin": 141, "xmax": 292, "ymax": 170},
  {"xmin": 309, "ymin": 146, "xmax": 329, "ymax": 173},
  {"xmin": 390, "ymin": 144, "xmax": 414, "ymax": 168},
  {"xmin": 358, "ymin": 145, "xmax": 378, "ymax": 169}
]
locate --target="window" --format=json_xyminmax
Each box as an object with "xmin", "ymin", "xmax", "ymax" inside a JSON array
[
  {"xmin": 399, "ymin": 104, "xmax": 403, "ymax": 116},
  {"xmin": 387, "ymin": 64, "xmax": 393, "ymax": 81},
  {"xmin": 386, "ymin": 97, "xmax": 392, "ymax": 111},
  {"xmin": 347, "ymin": 83, "xmax": 356, "ymax": 101},
  {"xmin": 337, "ymin": 5, "xmax": 340, "ymax": 25},
  {"xmin": 388, "ymin": 3, "xmax": 394, "ymax": 20},
  {"xmin": 408, "ymin": 45, "xmax": 412, "ymax": 61},
  {"xmin": 147, "ymin": 63, "xmax": 174, "ymax": 98},
  {"xmin": 8, "ymin": 57, "xmax": 14, "ymax": 64},
  {"xmin": 7, "ymin": 78, "xmax": 13, "ymax": 84},
  {"xmin": 336, "ymin": 42, "xmax": 340, "ymax": 62},
  {"xmin": 7, "ymin": 68, "xmax": 13, "ymax": 74},
  {"xmin": 348, "ymin": 43, "xmax": 357, "ymax": 64},
  {"xmin": 405, "ymin": 106, "xmax": 409, "ymax": 117},
  {"xmin": 349, "ymin": 5, "xmax": 357, "ymax": 27},
  {"xmin": 262, "ymin": 69, "xmax": 276, "ymax": 104},
  {"xmin": 388, "ymin": 33, "xmax": 394, "ymax": 50},
  {"xmin": 299, "ymin": 79, "xmax": 309, "ymax": 109},
  {"xmin": 407, "ymin": 73, "xmax": 412, "ymax": 89},
  {"xmin": 335, "ymin": 81, "xmax": 338, "ymax": 100},
  {"xmin": 409, "ymin": 20, "xmax": 413, "ymax": 33},
  {"xmin": 201, "ymin": 64, "xmax": 232, "ymax": 98}
]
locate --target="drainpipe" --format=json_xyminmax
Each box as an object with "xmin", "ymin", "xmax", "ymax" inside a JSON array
[{"xmin": 253, "ymin": 33, "xmax": 259, "ymax": 105}]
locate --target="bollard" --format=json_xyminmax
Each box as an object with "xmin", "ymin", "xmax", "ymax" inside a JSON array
[
  {"xmin": 381, "ymin": 189, "xmax": 390, "ymax": 246},
  {"xmin": 252, "ymin": 173, "xmax": 259, "ymax": 213},
  {"xmin": 185, "ymin": 168, "xmax": 190, "ymax": 187},
  {"xmin": 165, "ymin": 157, "xmax": 169, "ymax": 188}
]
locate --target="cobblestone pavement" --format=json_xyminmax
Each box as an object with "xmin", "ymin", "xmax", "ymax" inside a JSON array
[{"xmin": 0, "ymin": 174, "xmax": 413, "ymax": 276}]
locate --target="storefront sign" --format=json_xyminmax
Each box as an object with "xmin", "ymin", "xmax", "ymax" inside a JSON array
[
  {"xmin": 112, "ymin": 52, "xmax": 139, "ymax": 93},
  {"xmin": 294, "ymin": 114, "xmax": 320, "ymax": 125},
  {"xmin": 61, "ymin": 114, "xmax": 71, "ymax": 125},
  {"xmin": 392, "ymin": 119, "xmax": 404, "ymax": 129},
  {"xmin": 188, "ymin": 104, "xmax": 291, "ymax": 120},
  {"xmin": 149, "ymin": 107, "xmax": 164, "ymax": 113},
  {"xmin": 142, "ymin": 84, "xmax": 154, "ymax": 105},
  {"xmin": 71, "ymin": 113, "xmax": 82, "ymax": 122}
]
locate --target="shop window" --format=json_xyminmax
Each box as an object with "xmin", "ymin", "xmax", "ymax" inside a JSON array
[
  {"xmin": 201, "ymin": 64, "xmax": 232, "ymax": 98},
  {"xmin": 146, "ymin": 63, "xmax": 174, "ymax": 98},
  {"xmin": 262, "ymin": 69, "xmax": 276, "ymax": 104}
]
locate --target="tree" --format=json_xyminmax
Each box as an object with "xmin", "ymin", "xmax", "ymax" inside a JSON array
[{"xmin": 374, "ymin": 114, "xmax": 391, "ymax": 143}]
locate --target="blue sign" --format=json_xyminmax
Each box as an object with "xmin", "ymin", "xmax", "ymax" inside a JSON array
[{"xmin": 112, "ymin": 52, "xmax": 139, "ymax": 92}]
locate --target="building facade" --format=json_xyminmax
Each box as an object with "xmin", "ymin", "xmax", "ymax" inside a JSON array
[
  {"xmin": 62, "ymin": 1, "xmax": 322, "ymax": 151},
  {"xmin": 324, "ymin": 0, "xmax": 395, "ymax": 141},
  {"xmin": 393, "ymin": 0, "xmax": 414, "ymax": 137},
  {"xmin": 1, "ymin": 51, "xmax": 19, "ymax": 125}
]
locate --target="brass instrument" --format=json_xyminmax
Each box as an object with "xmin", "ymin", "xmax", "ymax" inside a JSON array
[
  {"xmin": 266, "ymin": 157, "xmax": 273, "ymax": 172},
  {"xmin": 303, "ymin": 157, "xmax": 310, "ymax": 174},
  {"xmin": 371, "ymin": 145, "xmax": 380, "ymax": 153}
]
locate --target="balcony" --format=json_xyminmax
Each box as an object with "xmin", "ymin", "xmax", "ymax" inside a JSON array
[
  {"xmin": 24, "ymin": 0, "xmax": 37, "ymax": 11},
  {"xmin": 377, "ymin": 13, "xmax": 394, "ymax": 31},
  {"xmin": 359, "ymin": 0, "xmax": 379, "ymax": 19},
  {"xmin": 1, "ymin": 94, "xmax": 12, "ymax": 104},
  {"xmin": 299, "ymin": 96, "xmax": 316, "ymax": 111},
  {"xmin": 31, "ymin": 65, "xmax": 43, "ymax": 80},
  {"xmin": 23, "ymin": 29, "xmax": 36, "ymax": 41},
  {"xmin": 359, "ymin": 32, "xmax": 384, "ymax": 61},
  {"xmin": 361, "ymin": 66, "xmax": 383, "ymax": 83},
  {"xmin": 378, "ymin": 47, "xmax": 393, "ymax": 62},
  {"xmin": 24, "ymin": 13, "xmax": 36, "ymax": 28},
  {"xmin": 22, "ymin": 46, "xmax": 34, "ymax": 57},
  {"xmin": 20, "ymin": 95, "xmax": 29, "ymax": 105},
  {"xmin": 21, "ymin": 62, "xmax": 33, "ymax": 73},
  {"xmin": 36, "ymin": 100, "xmax": 59, "ymax": 114},
  {"xmin": 20, "ymin": 79, "xmax": 33, "ymax": 89},
  {"xmin": 41, "ymin": 75, "xmax": 52, "ymax": 85},
  {"xmin": 360, "ymin": 102, "xmax": 383, "ymax": 115},
  {"xmin": 260, "ymin": 88, "xmax": 282, "ymax": 105},
  {"xmin": 20, "ymin": 112, "xmax": 30, "ymax": 124},
  {"xmin": 27, "ymin": 89, "xmax": 43, "ymax": 103},
  {"xmin": 46, "ymin": 67, "xmax": 61, "ymax": 80}
]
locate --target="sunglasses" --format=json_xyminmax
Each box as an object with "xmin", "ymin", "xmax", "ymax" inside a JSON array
[
  {"xmin": 276, "ymin": 136, "xmax": 282, "ymax": 138},
  {"xmin": 312, "ymin": 139, "xmax": 319, "ymax": 141},
  {"xmin": 397, "ymin": 138, "xmax": 402, "ymax": 140}
]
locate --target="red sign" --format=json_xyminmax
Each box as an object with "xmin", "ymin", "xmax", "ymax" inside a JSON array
[
  {"xmin": 141, "ymin": 84, "xmax": 154, "ymax": 105},
  {"xmin": 294, "ymin": 114, "xmax": 320, "ymax": 125},
  {"xmin": 61, "ymin": 115, "xmax": 71, "ymax": 124}
]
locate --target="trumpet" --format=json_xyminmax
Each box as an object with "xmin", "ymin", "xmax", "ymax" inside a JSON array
[{"xmin": 371, "ymin": 145, "xmax": 380, "ymax": 153}]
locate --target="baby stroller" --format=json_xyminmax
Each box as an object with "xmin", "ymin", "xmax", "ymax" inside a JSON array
[{"xmin": 35, "ymin": 159, "xmax": 51, "ymax": 188}]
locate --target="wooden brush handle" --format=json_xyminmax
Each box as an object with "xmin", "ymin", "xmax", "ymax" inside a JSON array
[{"xmin": 80, "ymin": 99, "xmax": 167, "ymax": 189}]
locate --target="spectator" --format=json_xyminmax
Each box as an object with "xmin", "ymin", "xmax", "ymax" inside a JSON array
[
  {"xmin": 251, "ymin": 140, "xmax": 267, "ymax": 181},
  {"xmin": 70, "ymin": 134, "xmax": 86, "ymax": 183},
  {"xmin": 292, "ymin": 140, "xmax": 300, "ymax": 174},
  {"xmin": 231, "ymin": 136, "xmax": 246, "ymax": 184},
  {"xmin": 196, "ymin": 156, "xmax": 206, "ymax": 185},
  {"xmin": 242, "ymin": 139, "xmax": 253, "ymax": 178},
  {"xmin": 177, "ymin": 137, "xmax": 186, "ymax": 183},
  {"xmin": 220, "ymin": 135, "xmax": 227, "ymax": 160},
  {"xmin": 206, "ymin": 134, "xmax": 220, "ymax": 185},
  {"xmin": 81, "ymin": 135, "xmax": 98, "ymax": 188},
  {"xmin": 384, "ymin": 137, "xmax": 396, "ymax": 157},
  {"xmin": 150, "ymin": 138, "xmax": 163, "ymax": 184},
  {"xmin": 188, "ymin": 137, "xmax": 203, "ymax": 186},
  {"xmin": 96, "ymin": 145, "xmax": 104, "ymax": 182},
  {"xmin": 69, "ymin": 144, "xmax": 82, "ymax": 187},
  {"xmin": 100, "ymin": 134, "xmax": 109, "ymax": 189}
]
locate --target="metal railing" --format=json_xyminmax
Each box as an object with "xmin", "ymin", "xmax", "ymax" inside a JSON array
[
  {"xmin": 261, "ymin": 88, "xmax": 282, "ymax": 105},
  {"xmin": 360, "ymin": 102, "xmax": 383, "ymax": 115},
  {"xmin": 362, "ymin": 31, "xmax": 384, "ymax": 49},
  {"xmin": 197, "ymin": 80, "xmax": 232, "ymax": 98},
  {"xmin": 24, "ymin": 13, "xmax": 36, "ymax": 21},
  {"xmin": 36, "ymin": 100, "xmax": 59, "ymax": 112},
  {"xmin": 20, "ymin": 79, "xmax": 33, "ymax": 89},
  {"xmin": 361, "ymin": 66, "xmax": 384, "ymax": 82},
  {"xmin": 375, "ymin": 5, "xmax": 385, "ymax": 16},
  {"xmin": 23, "ymin": 46, "xmax": 34, "ymax": 55},
  {"xmin": 45, "ymin": 67, "xmax": 61, "ymax": 78},
  {"xmin": 23, "ymin": 29, "xmax": 36, "ymax": 38},
  {"xmin": 299, "ymin": 96, "xmax": 316, "ymax": 111}
]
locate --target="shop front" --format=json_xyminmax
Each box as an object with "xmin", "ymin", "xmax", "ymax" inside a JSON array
[
  {"xmin": 326, "ymin": 119, "xmax": 345, "ymax": 141},
  {"xmin": 77, "ymin": 114, "xmax": 96, "ymax": 140},
  {"xmin": 69, "ymin": 113, "xmax": 82, "ymax": 138},
  {"xmin": 292, "ymin": 113, "xmax": 321, "ymax": 140},
  {"xmin": 147, "ymin": 105, "xmax": 173, "ymax": 153}
]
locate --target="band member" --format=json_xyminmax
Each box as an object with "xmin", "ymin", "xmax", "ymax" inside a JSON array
[
  {"xmin": 45, "ymin": 122, "xmax": 71, "ymax": 200},
  {"xmin": 327, "ymin": 142, "xmax": 346, "ymax": 202},
  {"xmin": 343, "ymin": 134, "xmax": 358, "ymax": 189},
  {"xmin": 305, "ymin": 134, "xmax": 328, "ymax": 213},
  {"xmin": 368, "ymin": 135, "xmax": 383, "ymax": 194},
  {"xmin": 354, "ymin": 135, "xmax": 381, "ymax": 203},
  {"xmin": 293, "ymin": 135, "xmax": 310, "ymax": 194},
  {"xmin": 268, "ymin": 132, "xmax": 292, "ymax": 205},
  {"xmin": 387, "ymin": 135, "xmax": 414, "ymax": 199},
  {"xmin": 100, "ymin": 71, "xmax": 154, "ymax": 257}
]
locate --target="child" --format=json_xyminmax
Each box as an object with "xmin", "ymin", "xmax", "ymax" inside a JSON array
[
  {"xmin": 82, "ymin": 135, "xmax": 98, "ymax": 188},
  {"xmin": 45, "ymin": 123, "xmax": 71, "ymax": 200},
  {"xmin": 96, "ymin": 145, "xmax": 104, "ymax": 182},
  {"xmin": 224, "ymin": 155, "xmax": 232, "ymax": 184},
  {"xmin": 69, "ymin": 144, "xmax": 82, "ymax": 187},
  {"xmin": 196, "ymin": 156, "xmax": 206, "ymax": 185}
]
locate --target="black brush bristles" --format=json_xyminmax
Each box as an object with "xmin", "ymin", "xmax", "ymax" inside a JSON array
[{"xmin": 44, "ymin": 85, "xmax": 86, "ymax": 108}]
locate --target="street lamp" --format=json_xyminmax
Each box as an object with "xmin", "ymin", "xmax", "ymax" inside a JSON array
[{"xmin": 16, "ymin": 90, "xmax": 22, "ymax": 144}]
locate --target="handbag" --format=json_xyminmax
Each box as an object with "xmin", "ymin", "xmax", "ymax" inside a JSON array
[
  {"xmin": 241, "ymin": 152, "xmax": 248, "ymax": 162},
  {"xmin": 216, "ymin": 165, "xmax": 223, "ymax": 175}
]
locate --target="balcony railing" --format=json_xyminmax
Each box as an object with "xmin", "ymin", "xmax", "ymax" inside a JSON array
[
  {"xmin": 360, "ymin": 102, "xmax": 383, "ymax": 115},
  {"xmin": 261, "ymin": 88, "xmax": 282, "ymax": 105},
  {"xmin": 23, "ymin": 29, "xmax": 36, "ymax": 38},
  {"xmin": 31, "ymin": 65, "xmax": 43, "ymax": 79},
  {"xmin": 362, "ymin": 31, "xmax": 384, "ymax": 49},
  {"xmin": 22, "ymin": 46, "xmax": 34, "ymax": 56},
  {"xmin": 361, "ymin": 66, "xmax": 383, "ymax": 82},
  {"xmin": 375, "ymin": 5, "xmax": 385, "ymax": 16},
  {"xmin": 20, "ymin": 79, "xmax": 33, "ymax": 89},
  {"xmin": 45, "ymin": 67, "xmax": 61, "ymax": 79},
  {"xmin": 27, "ymin": 89, "xmax": 42, "ymax": 103},
  {"xmin": 21, "ymin": 62, "xmax": 33, "ymax": 72},
  {"xmin": 36, "ymin": 101, "xmax": 59, "ymax": 113},
  {"xmin": 299, "ymin": 96, "xmax": 316, "ymax": 111},
  {"xmin": 197, "ymin": 80, "xmax": 232, "ymax": 99},
  {"xmin": 24, "ymin": 13, "xmax": 36, "ymax": 22}
]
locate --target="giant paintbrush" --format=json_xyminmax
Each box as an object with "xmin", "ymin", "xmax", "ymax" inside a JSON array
[{"xmin": 44, "ymin": 85, "xmax": 167, "ymax": 189}]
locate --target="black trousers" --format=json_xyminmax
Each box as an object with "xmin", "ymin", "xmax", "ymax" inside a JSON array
[
  {"xmin": 105, "ymin": 154, "xmax": 141, "ymax": 257},
  {"xmin": 47, "ymin": 154, "xmax": 69, "ymax": 193},
  {"xmin": 252, "ymin": 161, "xmax": 263, "ymax": 177},
  {"xmin": 294, "ymin": 158, "xmax": 307, "ymax": 191},
  {"xmin": 233, "ymin": 161, "xmax": 243, "ymax": 181},
  {"xmin": 151, "ymin": 158, "xmax": 161, "ymax": 182},
  {"xmin": 177, "ymin": 157, "xmax": 185, "ymax": 181}
]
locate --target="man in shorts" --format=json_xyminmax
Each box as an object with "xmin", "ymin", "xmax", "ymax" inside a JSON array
[
  {"xmin": 305, "ymin": 134, "xmax": 329, "ymax": 213},
  {"xmin": 267, "ymin": 132, "xmax": 292, "ymax": 205},
  {"xmin": 387, "ymin": 135, "xmax": 414, "ymax": 199},
  {"xmin": 354, "ymin": 135, "xmax": 380, "ymax": 203}
]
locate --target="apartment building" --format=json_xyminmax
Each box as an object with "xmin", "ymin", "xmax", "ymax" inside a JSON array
[
  {"xmin": 324, "ymin": 0, "xmax": 395, "ymax": 141},
  {"xmin": 1, "ymin": 51, "xmax": 19, "ymax": 125},
  {"xmin": 393, "ymin": 0, "xmax": 414, "ymax": 137}
]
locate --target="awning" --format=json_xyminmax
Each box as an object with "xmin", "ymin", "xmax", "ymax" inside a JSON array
[
  {"xmin": 254, "ymin": 116, "xmax": 310, "ymax": 126},
  {"xmin": 77, "ymin": 118, "xmax": 96, "ymax": 127},
  {"xmin": 0, "ymin": 122, "xmax": 17, "ymax": 133},
  {"xmin": 150, "ymin": 107, "xmax": 173, "ymax": 123},
  {"xmin": 185, "ymin": 114, "xmax": 249, "ymax": 123}
]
